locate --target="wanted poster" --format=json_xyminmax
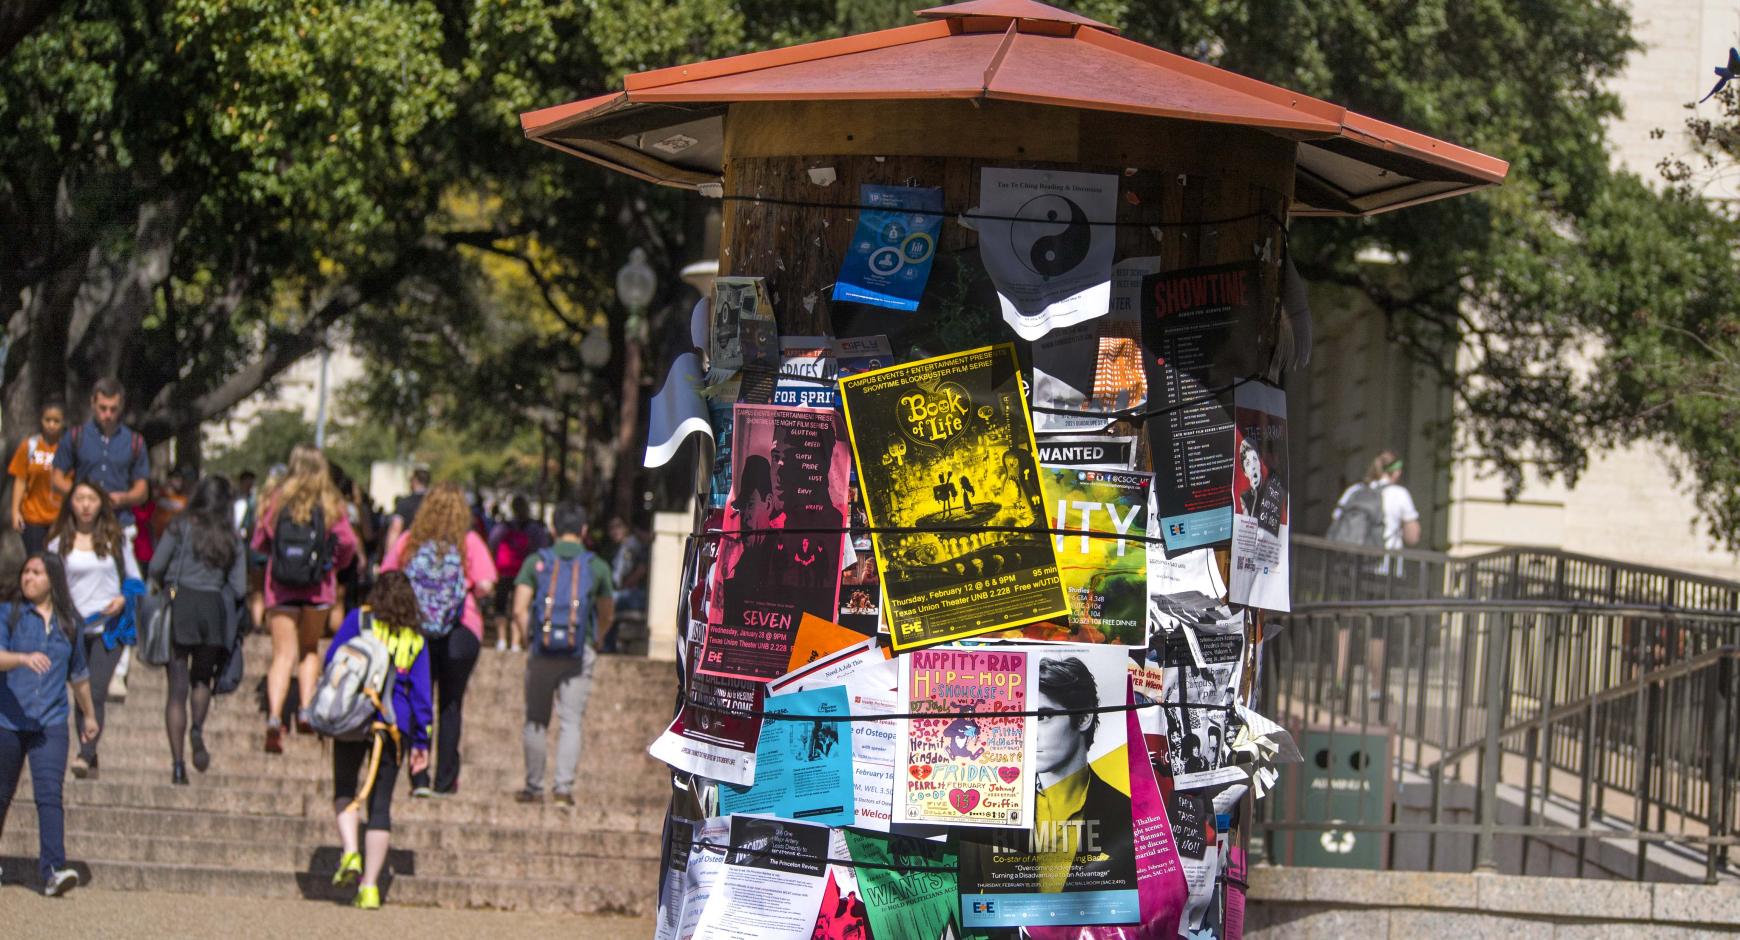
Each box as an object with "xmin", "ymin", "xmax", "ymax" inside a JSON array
[
  {"xmin": 975, "ymin": 168, "xmax": 1119, "ymax": 340},
  {"xmin": 1229, "ymin": 381, "xmax": 1291, "ymax": 612},
  {"xmin": 1036, "ymin": 435, "xmax": 1138, "ymax": 470}
]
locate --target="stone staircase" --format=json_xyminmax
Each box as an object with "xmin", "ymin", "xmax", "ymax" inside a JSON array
[{"xmin": 2, "ymin": 633, "xmax": 676, "ymax": 914}]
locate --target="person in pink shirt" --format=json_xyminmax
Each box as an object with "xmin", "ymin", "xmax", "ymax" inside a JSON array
[
  {"xmin": 379, "ymin": 482, "xmax": 496, "ymax": 796},
  {"xmin": 250, "ymin": 445, "xmax": 358, "ymax": 754}
]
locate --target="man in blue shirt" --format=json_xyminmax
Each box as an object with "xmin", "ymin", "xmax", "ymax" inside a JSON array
[{"xmin": 50, "ymin": 377, "xmax": 150, "ymax": 512}]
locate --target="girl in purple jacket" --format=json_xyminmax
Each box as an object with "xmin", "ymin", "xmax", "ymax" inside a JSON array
[{"xmin": 325, "ymin": 571, "xmax": 432, "ymax": 910}]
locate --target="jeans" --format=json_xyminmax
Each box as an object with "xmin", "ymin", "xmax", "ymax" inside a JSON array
[
  {"xmin": 523, "ymin": 655, "xmax": 596, "ymax": 795},
  {"xmin": 0, "ymin": 724, "xmax": 71, "ymax": 884},
  {"xmin": 411, "ymin": 628, "xmax": 479, "ymax": 793},
  {"xmin": 77, "ymin": 634, "xmax": 121, "ymax": 762}
]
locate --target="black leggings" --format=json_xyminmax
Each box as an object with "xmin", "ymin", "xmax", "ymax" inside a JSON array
[
  {"xmin": 76, "ymin": 634, "xmax": 122, "ymax": 762},
  {"xmin": 165, "ymin": 644, "xmax": 224, "ymax": 764},
  {"xmin": 412, "ymin": 628, "xmax": 479, "ymax": 793},
  {"xmin": 334, "ymin": 735, "xmax": 401, "ymax": 832}
]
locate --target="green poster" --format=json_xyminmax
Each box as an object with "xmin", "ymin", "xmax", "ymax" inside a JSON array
[{"xmin": 843, "ymin": 829, "xmax": 985, "ymax": 940}]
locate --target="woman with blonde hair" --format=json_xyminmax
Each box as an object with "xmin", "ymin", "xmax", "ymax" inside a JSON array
[
  {"xmin": 250, "ymin": 445, "xmax": 357, "ymax": 753},
  {"xmin": 380, "ymin": 482, "xmax": 495, "ymax": 796}
]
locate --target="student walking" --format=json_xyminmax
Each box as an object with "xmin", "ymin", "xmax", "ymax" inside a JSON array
[
  {"xmin": 148, "ymin": 475, "xmax": 247, "ymax": 784},
  {"xmin": 512, "ymin": 503, "xmax": 612, "ymax": 806},
  {"xmin": 8, "ymin": 401, "xmax": 66, "ymax": 556},
  {"xmin": 326, "ymin": 571, "xmax": 432, "ymax": 910},
  {"xmin": 380, "ymin": 482, "xmax": 495, "ymax": 796},
  {"xmin": 252, "ymin": 444, "xmax": 358, "ymax": 753},
  {"xmin": 47, "ymin": 480, "xmax": 140, "ymax": 780},
  {"xmin": 488, "ymin": 496, "xmax": 548, "ymax": 651},
  {"xmin": 0, "ymin": 553, "xmax": 101, "ymax": 896},
  {"xmin": 50, "ymin": 377, "xmax": 150, "ymax": 516}
]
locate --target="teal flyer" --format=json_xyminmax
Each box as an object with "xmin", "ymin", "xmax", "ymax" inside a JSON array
[
  {"xmin": 719, "ymin": 685, "xmax": 855, "ymax": 826},
  {"xmin": 832, "ymin": 184, "xmax": 943, "ymax": 312}
]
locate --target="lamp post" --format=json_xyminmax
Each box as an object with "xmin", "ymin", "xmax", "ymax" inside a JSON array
[{"xmin": 611, "ymin": 248, "xmax": 657, "ymax": 520}]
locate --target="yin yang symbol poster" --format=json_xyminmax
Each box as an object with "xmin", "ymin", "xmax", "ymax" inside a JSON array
[
  {"xmin": 975, "ymin": 168, "xmax": 1118, "ymax": 341},
  {"xmin": 838, "ymin": 344, "xmax": 1068, "ymax": 650}
]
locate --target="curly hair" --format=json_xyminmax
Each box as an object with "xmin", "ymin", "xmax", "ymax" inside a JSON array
[
  {"xmin": 364, "ymin": 570, "xmax": 421, "ymax": 630},
  {"xmin": 48, "ymin": 480, "xmax": 127, "ymax": 561},
  {"xmin": 401, "ymin": 482, "xmax": 471, "ymax": 563}
]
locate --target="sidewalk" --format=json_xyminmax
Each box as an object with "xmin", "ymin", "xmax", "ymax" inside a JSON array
[{"xmin": 1, "ymin": 885, "xmax": 656, "ymax": 937}]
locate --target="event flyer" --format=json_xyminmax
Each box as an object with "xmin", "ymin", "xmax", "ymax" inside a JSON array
[
  {"xmin": 1030, "ymin": 257, "xmax": 1156, "ymax": 433},
  {"xmin": 1229, "ymin": 381, "xmax": 1291, "ymax": 612},
  {"xmin": 894, "ymin": 647, "xmax": 1034, "ymax": 828},
  {"xmin": 839, "ymin": 344, "xmax": 1068, "ymax": 649},
  {"xmin": 837, "ymin": 482, "xmax": 882, "ymax": 635},
  {"xmin": 958, "ymin": 645, "xmax": 1138, "ymax": 929},
  {"xmin": 647, "ymin": 663, "xmax": 765, "ymax": 787},
  {"xmin": 691, "ymin": 816, "xmax": 831, "ymax": 940},
  {"xmin": 771, "ymin": 335, "xmax": 836, "ymax": 409},
  {"xmin": 701, "ymin": 404, "xmax": 850, "ymax": 680},
  {"xmin": 843, "ymin": 830, "xmax": 984, "ymax": 940},
  {"xmin": 833, "ymin": 183, "xmax": 944, "ymax": 312},
  {"xmin": 718, "ymin": 686, "xmax": 855, "ymax": 826},
  {"xmin": 994, "ymin": 468, "xmax": 1150, "ymax": 646},
  {"xmin": 1140, "ymin": 262, "xmax": 1264, "ymax": 551},
  {"xmin": 1170, "ymin": 767, "xmax": 1249, "ymax": 935},
  {"xmin": 1143, "ymin": 619, "xmax": 1245, "ymax": 779},
  {"xmin": 975, "ymin": 167, "xmax": 1119, "ymax": 341},
  {"xmin": 768, "ymin": 639, "xmax": 898, "ymax": 831},
  {"xmin": 654, "ymin": 816, "xmax": 728, "ymax": 940}
]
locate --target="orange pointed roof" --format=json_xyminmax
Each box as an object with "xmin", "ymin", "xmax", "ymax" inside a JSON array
[{"xmin": 521, "ymin": 0, "xmax": 1507, "ymax": 216}]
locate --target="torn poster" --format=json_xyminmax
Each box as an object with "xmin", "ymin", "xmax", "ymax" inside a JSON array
[
  {"xmin": 976, "ymin": 168, "xmax": 1119, "ymax": 341},
  {"xmin": 895, "ymin": 646, "xmax": 1033, "ymax": 828},
  {"xmin": 772, "ymin": 335, "xmax": 837, "ymax": 409},
  {"xmin": 1030, "ymin": 257, "xmax": 1156, "ymax": 433},
  {"xmin": 833, "ymin": 183, "xmax": 944, "ymax": 312},
  {"xmin": 958, "ymin": 645, "xmax": 1138, "ymax": 929},
  {"xmin": 645, "ymin": 352, "xmax": 712, "ymax": 469},
  {"xmin": 809, "ymin": 830, "xmax": 872, "ymax": 940},
  {"xmin": 1140, "ymin": 262, "xmax": 1264, "ymax": 551},
  {"xmin": 844, "ymin": 830, "xmax": 985, "ymax": 940},
  {"xmin": 654, "ymin": 816, "xmax": 729, "ymax": 940},
  {"xmin": 711, "ymin": 276, "xmax": 778, "ymax": 401},
  {"xmin": 647, "ymin": 659, "xmax": 765, "ymax": 787},
  {"xmin": 839, "ymin": 344, "xmax": 1067, "ymax": 649},
  {"xmin": 701, "ymin": 404, "xmax": 850, "ymax": 681},
  {"xmin": 1143, "ymin": 618, "xmax": 1245, "ymax": 780},
  {"xmin": 1229, "ymin": 381, "xmax": 1290, "ymax": 612}
]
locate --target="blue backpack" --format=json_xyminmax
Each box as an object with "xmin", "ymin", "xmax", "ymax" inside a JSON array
[
  {"xmin": 529, "ymin": 547, "xmax": 596, "ymax": 657},
  {"xmin": 403, "ymin": 541, "xmax": 468, "ymax": 639}
]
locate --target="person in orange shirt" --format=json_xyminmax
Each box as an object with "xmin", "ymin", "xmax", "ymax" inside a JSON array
[{"xmin": 9, "ymin": 403, "xmax": 67, "ymax": 555}]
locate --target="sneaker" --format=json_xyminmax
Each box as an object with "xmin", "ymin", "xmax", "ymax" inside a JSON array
[
  {"xmin": 353, "ymin": 884, "xmax": 381, "ymax": 910},
  {"xmin": 332, "ymin": 851, "xmax": 362, "ymax": 887},
  {"xmin": 411, "ymin": 786, "xmax": 436, "ymax": 799},
  {"xmin": 509, "ymin": 644, "xmax": 522, "ymax": 653},
  {"xmin": 495, "ymin": 638, "xmax": 507, "ymax": 652},
  {"xmin": 514, "ymin": 789, "xmax": 543, "ymax": 804},
  {"xmin": 295, "ymin": 710, "xmax": 315, "ymax": 736},
  {"xmin": 264, "ymin": 724, "xmax": 283, "ymax": 755},
  {"xmin": 552, "ymin": 792, "xmax": 575, "ymax": 808},
  {"xmin": 191, "ymin": 731, "xmax": 210, "ymax": 773},
  {"xmin": 44, "ymin": 868, "xmax": 78, "ymax": 897}
]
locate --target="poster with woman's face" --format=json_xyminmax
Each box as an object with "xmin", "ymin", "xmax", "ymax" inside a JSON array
[{"xmin": 1229, "ymin": 382, "xmax": 1291, "ymax": 611}]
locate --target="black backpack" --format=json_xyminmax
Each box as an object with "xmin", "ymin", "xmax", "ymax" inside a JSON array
[{"xmin": 271, "ymin": 504, "xmax": 328, "ymax": 587}]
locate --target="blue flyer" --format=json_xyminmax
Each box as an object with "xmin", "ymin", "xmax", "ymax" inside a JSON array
[
  {"xmin": 719, "ymin": 685, "xmax": 855, "ymax": 826},
  {"xmin": 832, "ymin": 184, "xmax": 943, "ymax": 312}
]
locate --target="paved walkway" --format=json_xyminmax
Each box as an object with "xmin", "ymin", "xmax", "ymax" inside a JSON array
[{"xmin": 1, "ymin": 886, "xmax": 656, "ymax": 937}]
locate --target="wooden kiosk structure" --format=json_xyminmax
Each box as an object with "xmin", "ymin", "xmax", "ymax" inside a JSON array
[{"xmin": 522, "ymin": 0, "xmax": 1506, "ymax": 928}]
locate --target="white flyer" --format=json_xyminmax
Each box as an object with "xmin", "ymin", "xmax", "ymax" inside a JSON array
[
  {"xmin": 1228, "ymin": 381, "xmax": 1291, "ymax": 612},
  {"xmin": 692, "ymin": 816, "xmax": 832, "ymax": 940},
  {"xmin": 975, "ymin": 168, "xmax": 1118, "ymax": 341}
]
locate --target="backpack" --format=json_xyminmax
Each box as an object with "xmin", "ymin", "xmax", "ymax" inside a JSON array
[
  {"xmin": 309, "ymin": 613, "xmax": 398, "ymax": 741},
  {"xmin": 1326, "ymin": 483, "xmax": 1387, "ymax": 549},
  {"xmin": 403, "ymin": 540, "xmax": 468, "ymax": 639},
  {"xmin": 529, "ymin": 547, "xmax": 596, "ymax": 657},
  {"xmin": 270, "ymin": 503, "xmax": 328, "ymax": 587},
  {"xmin": 493, "ymin": 524, "xmax": 534, "ymax": 580}
]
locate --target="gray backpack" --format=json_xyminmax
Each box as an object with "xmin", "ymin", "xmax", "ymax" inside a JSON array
[
  {"xmin": 1327, "ymin": 483, "xmax": 1387, "ymax": 549},
  {"xmin": 309, "ymin": 613, "xmax": 396, "ymax": 741}
]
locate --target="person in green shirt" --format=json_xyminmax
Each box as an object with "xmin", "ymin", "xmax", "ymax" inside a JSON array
[{"xmin": 510, "ymin": 502, "xmax": 612, "ymax": 806}]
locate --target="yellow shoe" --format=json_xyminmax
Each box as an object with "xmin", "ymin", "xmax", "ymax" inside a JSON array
[
  {"xmin": 332, "ymin": 852, "xmax": 362, "ymax": 888},
  {"xmin": 353, "ymin": 885, "xmax": 381, "ymax": 910}
]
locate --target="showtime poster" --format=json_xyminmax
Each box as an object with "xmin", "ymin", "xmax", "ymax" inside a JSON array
[
  {"xmin": 700, "ymin": 404, "xmax": 850, "ymax": 680},
  {"xmin": 839, "ymin": 344, "xmax": 1067, "ymax": 650}
]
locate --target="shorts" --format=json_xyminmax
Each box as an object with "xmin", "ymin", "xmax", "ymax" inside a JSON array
[
  {"xmin": 493, "ymin": 578, "xmax": 517, "ymax": 619},
  {"xmin": 333, "ymin": 734, "xmax": 401, "ymax": 832}
]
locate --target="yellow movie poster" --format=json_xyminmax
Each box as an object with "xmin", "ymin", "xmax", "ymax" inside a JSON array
[{"xmin": 839, "ymin": 344, "xmax": 1067, "ymax": 650}]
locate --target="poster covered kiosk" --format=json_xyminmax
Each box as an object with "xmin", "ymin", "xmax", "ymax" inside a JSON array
[{"xmin": 523, "ymin": 1, "xmax": 1506, "ymax": 936}]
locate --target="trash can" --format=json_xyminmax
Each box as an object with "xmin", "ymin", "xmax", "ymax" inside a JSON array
[{"xmin": 1278, "ymin": 725, "xmax": 1393, "ymax": 869}]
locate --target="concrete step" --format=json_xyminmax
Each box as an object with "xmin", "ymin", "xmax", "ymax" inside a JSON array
[
  {"xmin": 4, "ymin": 803, "xmax": 662, "ymax": 857},
  {"xmin": 0, "ymin": 852, "xmax": 658, "ymax": 914},
  {"xmin": 0, "ymin": 826, "xmax": 657, "ymax": 882}
]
